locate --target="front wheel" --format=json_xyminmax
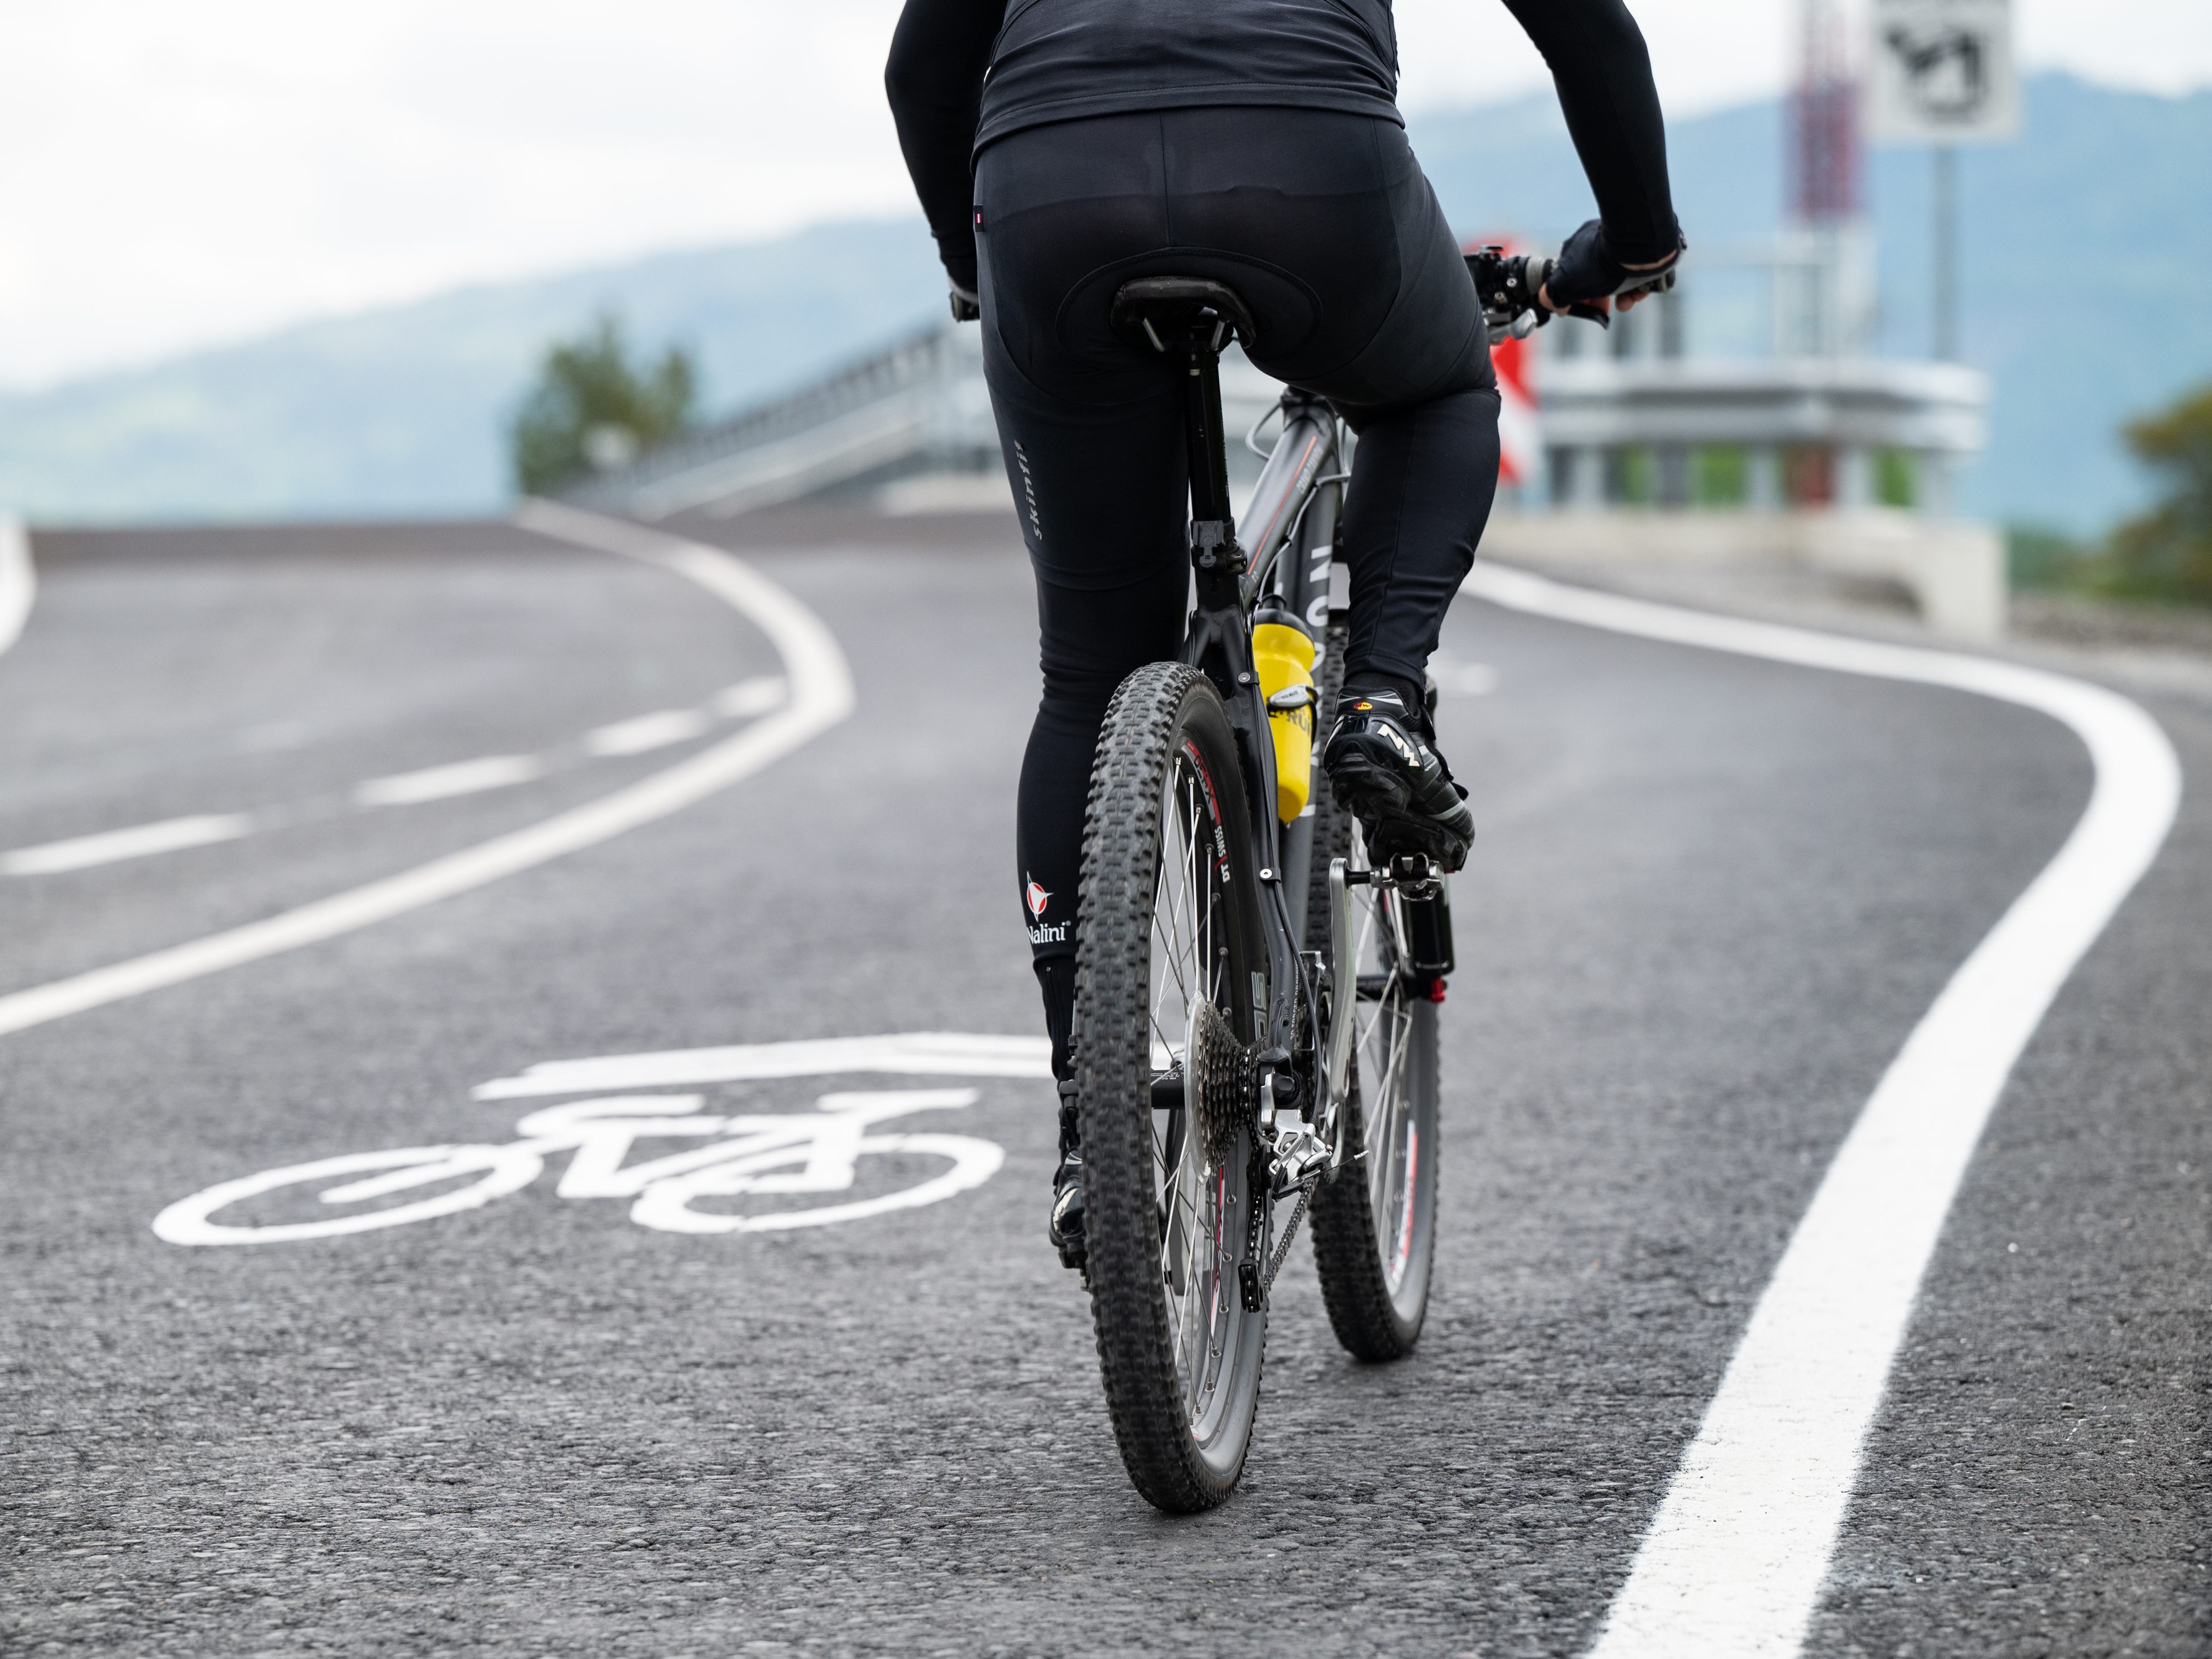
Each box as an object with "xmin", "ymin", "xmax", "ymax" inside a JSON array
[
  {"xmin": 1307, "ymin": 781, "xmax": 1443, "ymax": 1360},
  {"xmin": 1075, "ymin": 663, "xmax": 1270, "ymax": 1513}
]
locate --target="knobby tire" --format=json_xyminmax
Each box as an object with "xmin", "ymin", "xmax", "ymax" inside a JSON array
[{"xmin": 1076, "ymin": 662, "xmax": 1269, "ymax": 1512}]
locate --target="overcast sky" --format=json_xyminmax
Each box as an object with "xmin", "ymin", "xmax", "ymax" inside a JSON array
[{"xmin": 2, "ymin": 0, "xmax": 2207, "ymax": 390}]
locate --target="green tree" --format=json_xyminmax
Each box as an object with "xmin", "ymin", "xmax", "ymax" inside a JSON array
[
  {"xmin": 509, "ymin": 314, "xmax": 697, "ymax": 496},
  {"xmin": 2099, "ymin": 382, "xmax": 2212, "ymax": 605}
]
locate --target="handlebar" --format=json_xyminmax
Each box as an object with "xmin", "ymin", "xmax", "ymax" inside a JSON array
[{"xmin": 1465, "ymin": 245, "xmax": 1677, "ymax": 336}]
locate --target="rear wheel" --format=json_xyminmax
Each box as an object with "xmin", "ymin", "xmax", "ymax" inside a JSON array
[
  {"xmin": 1307, "ymin": 675, "xmax": 1443, "ymax": 1361},
  {"xmin": 1075, "ymin": 662, "xmax": 1269, "ymax": 1513}
]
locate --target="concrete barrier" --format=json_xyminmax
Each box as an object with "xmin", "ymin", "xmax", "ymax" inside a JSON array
[{"xmin": 1481, "ymin": 508, "xmax": 2008, "ymax": 641}]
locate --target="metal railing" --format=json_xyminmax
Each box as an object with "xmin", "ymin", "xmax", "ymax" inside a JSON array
[{"xmin": 563, "ymin": 324, "xmax": 981, "ymax": 520}]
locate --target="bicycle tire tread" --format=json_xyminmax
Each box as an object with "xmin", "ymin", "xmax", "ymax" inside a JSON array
[
  {"xmin": 1075, "ymin": 661, "xmax": 1264, "ymax": 1513},
  {"xmin": 1308, "ymin": 1012, "xmax": 1440, "ymax": 1360}
]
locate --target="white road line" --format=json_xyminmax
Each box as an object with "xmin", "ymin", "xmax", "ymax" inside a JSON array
[
  {"xmin": 2, "ymin": 814, "xmax": 256, "ymax": 876},
  {"xmin": 7, "ymin": 656, "xmax": 775, "ymax": 880},
  {"xmin": 474, "ymin": 1031, "xmax": 1057, "ymax": 1100},
  {"xmin": 712, "ymin": 676, "xmax": 787, "ymax": 718},
  {"xmin": 1428, "ymin": 655, "xmax": 1499, "ymax": 696},
  {"xmin": 354, "ymin": 755, "xmax": 544, "ymax": 807},
  {"xmin": 1458, "ymin": 562, "xmax": 2183, "ymax": 1659},
  {"xmin": 583, "ymin": 708, "xmax": 713, "ymax": 756},
  {"xmin": 0, "ymin": 514, "xmax": 33, "ymax": 658},
  {"xmin": 0, "ymin": 504, "xmax": 854, "ymax": 1038}
]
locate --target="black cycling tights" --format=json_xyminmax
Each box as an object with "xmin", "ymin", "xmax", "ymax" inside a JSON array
[{"xmin": 976, "ymin": 107, "xmax": 1503, "ymax": 1070}]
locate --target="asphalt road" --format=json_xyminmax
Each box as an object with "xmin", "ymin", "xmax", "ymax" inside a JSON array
[{"xmin": 2, "ymin": 511, "xmax": 2205, "ymax": 1657}]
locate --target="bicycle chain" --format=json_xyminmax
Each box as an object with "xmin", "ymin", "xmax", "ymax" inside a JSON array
[{"xmin": 1259, "ymin": 1185, "xmax": 1312, "ymax": 1302}]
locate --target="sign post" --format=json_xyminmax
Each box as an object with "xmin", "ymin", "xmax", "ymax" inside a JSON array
[{"xmin": 1866, "ymin": 0, "xmax": 2019, "ymax": 361}]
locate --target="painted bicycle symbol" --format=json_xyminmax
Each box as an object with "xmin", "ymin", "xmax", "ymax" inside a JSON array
[{"xmin": 154, "ymin": 1032, "xmax": 1049, "ymax": 1246}]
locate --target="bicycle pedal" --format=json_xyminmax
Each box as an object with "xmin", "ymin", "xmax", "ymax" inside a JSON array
[{"xmin": 1386, "ymin": 853, "xmax": 1444, "ymax": 898}]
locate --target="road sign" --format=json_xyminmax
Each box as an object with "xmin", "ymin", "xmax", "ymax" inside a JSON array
[{"xmin": 1867, "ymin": 0, "xmax": 2020, "ymax": 143}]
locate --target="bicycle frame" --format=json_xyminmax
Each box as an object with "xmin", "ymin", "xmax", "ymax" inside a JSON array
[{"xmin": 1169, "ymin": 337, "xmax": 1353, "ymax": 1169}]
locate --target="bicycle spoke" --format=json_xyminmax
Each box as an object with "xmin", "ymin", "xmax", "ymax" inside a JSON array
[
  {"xmin": 1367, "ymin": 1001, "xmax": 1414, "ymax": 1247},
  {"xmin": 1151, "ymin": 788, "xmax": 1193, "ymax": 1034}
]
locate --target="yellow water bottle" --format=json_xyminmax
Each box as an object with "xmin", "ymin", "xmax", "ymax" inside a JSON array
[{"xmin": 1251, "ymin": 605, "xmax": 1317, "ymax": 823}]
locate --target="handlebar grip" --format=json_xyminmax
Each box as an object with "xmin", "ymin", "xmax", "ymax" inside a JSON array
[{"xmin": 1465, "ymin": 247, "xmax": 1550, "ymax": 334}]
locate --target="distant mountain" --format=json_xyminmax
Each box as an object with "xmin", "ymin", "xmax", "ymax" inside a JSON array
[
  {"xmin": 0, "ymin": 220, "xmax": 946, "ymax": 525},
  {"xmin": 2, "ymin": 72, "xmax": 2205, "ymax": 531}
]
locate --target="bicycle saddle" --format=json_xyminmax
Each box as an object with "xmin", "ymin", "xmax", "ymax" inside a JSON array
[{"xmin": 1110, "ymin": 277, "xmax": 1258, "ymax": 355}]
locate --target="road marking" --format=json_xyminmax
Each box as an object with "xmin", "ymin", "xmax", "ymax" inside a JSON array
[
  {"xmin": 156, "ymin": 1034, "xmax": 1039, "ymax": 1244},
  {"xmin": 1428, "ymin": 652, "xmax": 1499, "ymax": 696},
  {"xmin": 0, "ymin": 503, "xmax": 854, "ymax": 1037},
  {"xmin": 0, "ymin": 515, "xmax": 31, "ymax": 658},
  {"xmin": 11, "ymin": 678, "xmax": 786, "ymax": 878},
  {"xmin": 354, "ymin": 755, "xmax": 544, "ymax": 807},
  {"xmin": 1459, "ymin": 562, "xmax": 2183, "ymax": 1659},
  {"xmin": 584, "ymin": 708, "xmax": 713, "ymax": 756},
  {"xmin": 713, "ymin": 676, "xmax": 787, "ymax": 718},
  {"xmin": 475, "ymin": 1031, "xmax": 1057, "ymax": 1100},
  {"xmin": 1, "ymin": 813, "xmax": 256, "ymax": 875}
]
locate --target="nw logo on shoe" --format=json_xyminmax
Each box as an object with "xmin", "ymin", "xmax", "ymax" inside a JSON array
[{"xmin": 1026, "ymin": 877, "xmax": 1052, "ymax": 919}]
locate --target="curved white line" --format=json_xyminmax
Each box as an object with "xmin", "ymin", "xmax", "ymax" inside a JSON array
[
  {"xmin": 1459, "ymin": 562, "xmax": 2183, "ymax": 1659},
  {"xmin": 0, "ymin": 515, "xmax": 34, "ymax": 658},
  {"xmin": 0, "ymin": 504, "xmax": 854, "ymax": 1037},
  {"xmin": 627, "ymin": 1132, "xmax": 1007, "ymax": 1235}
]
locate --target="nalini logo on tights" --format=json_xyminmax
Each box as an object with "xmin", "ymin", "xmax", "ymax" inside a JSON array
[{"xmin": 1025, "ymin": 874, "xmax": 1067, "ymax": 944}]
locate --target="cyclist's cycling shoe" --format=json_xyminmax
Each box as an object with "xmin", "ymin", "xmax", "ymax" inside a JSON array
[
  {"xmin": 1321, "ymin": 687, "xmax": 1476, "ymax": 872},
  {"xmin": 1048, "ymin": 1079, "xmax": 1086, "ymax": 1272}
]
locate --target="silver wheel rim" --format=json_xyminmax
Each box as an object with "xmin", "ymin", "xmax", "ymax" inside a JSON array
[{"xmin": 1347, "ymin": 837, "xmax": 1421, "ymax": 1297}]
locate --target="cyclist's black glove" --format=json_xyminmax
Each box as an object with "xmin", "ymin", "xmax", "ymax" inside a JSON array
[{"xmin": 1545, "ymin": 218, "xmax": 1683, "ymax": 328}]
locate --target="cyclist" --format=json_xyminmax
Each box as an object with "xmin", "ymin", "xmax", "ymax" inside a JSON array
[{"xmin": 885, "ymin": 0, "xmax": 1681, "ymax": 1264}]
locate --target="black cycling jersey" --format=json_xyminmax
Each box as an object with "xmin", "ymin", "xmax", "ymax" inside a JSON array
[
  {"xmin": 980, "ymin": 0, "xmax": 1402, "ymax": 145},
  {"xmin": 886, "ymin": 0, "xmax": 1680, "ymax": 294}
]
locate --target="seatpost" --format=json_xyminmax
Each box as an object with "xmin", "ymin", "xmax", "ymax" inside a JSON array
[{"xmin": 1181, "ymin": 334, "xmax": 1243, "ymax": 615}]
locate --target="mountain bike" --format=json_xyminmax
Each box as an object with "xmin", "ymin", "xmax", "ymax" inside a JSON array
[{"xmin": 1072, "ymin": 276, "xmax": 1468, "ymax": 1514}]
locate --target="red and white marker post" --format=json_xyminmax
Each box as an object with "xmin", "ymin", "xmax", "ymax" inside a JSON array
[{"xmin": 1464, "ymin": 234, "xmax": 1541, "ymax": 490}]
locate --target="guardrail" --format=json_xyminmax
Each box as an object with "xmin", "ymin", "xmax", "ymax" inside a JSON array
[{"xmin": 563, "ymin": 325, "xmax": 997, "ymax": 522}]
